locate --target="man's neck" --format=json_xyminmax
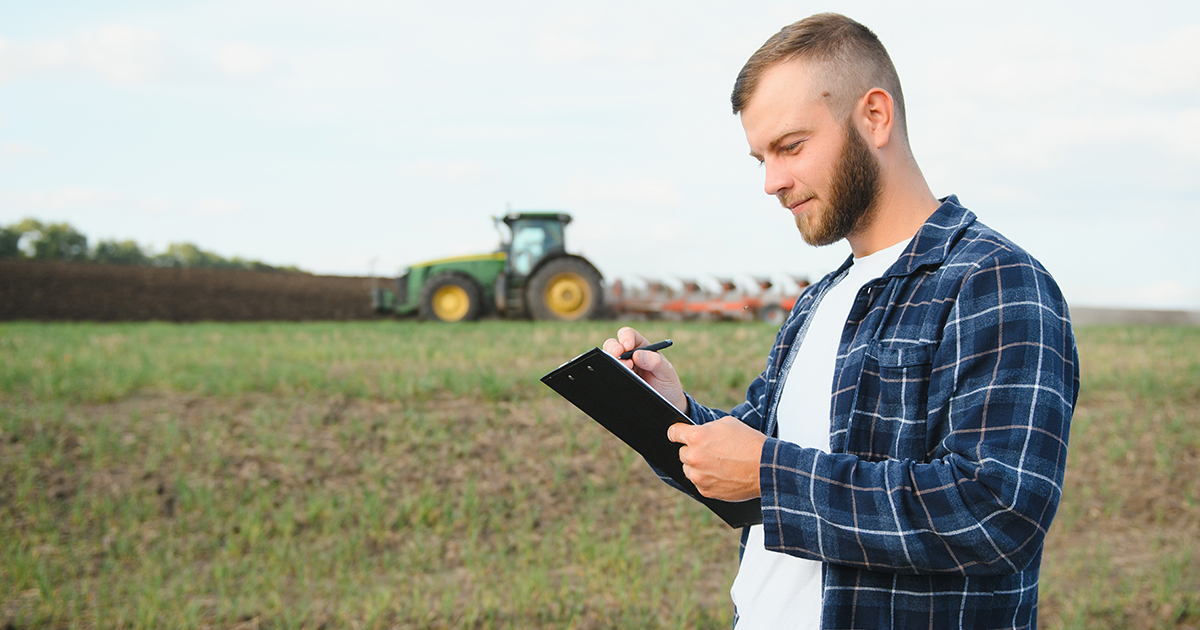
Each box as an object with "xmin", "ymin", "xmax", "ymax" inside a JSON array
[{"xmin": 847, "ymin": 164, "xmax": 939, "ymax": 258}]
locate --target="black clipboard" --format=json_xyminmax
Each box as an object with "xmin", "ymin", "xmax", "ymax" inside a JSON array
[{"xmin": 541, "ymin": 347, "xmax": 762, "ymax": 528}]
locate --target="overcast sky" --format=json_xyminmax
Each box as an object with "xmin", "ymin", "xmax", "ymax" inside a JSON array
[{"xmin": 2, "ymin": 1, "xmax": 1198, "ymax": 310}]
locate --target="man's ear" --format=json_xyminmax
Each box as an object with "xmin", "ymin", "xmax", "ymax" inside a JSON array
[{"xmin": 860, "ymin": 88, "xmax": 894, "ymax": 149}]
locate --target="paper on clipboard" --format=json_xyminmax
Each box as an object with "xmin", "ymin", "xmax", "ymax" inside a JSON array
[{"xmin": 540, "ymin": 347, "xmax": 762, "ymax": 528}]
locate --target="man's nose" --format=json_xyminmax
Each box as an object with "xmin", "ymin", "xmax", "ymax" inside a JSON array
[{"xmin": 762, "ymin": 159, "xmax": 791, "ymax": 197}]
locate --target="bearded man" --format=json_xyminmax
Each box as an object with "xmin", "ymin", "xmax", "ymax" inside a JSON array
[{"xmin": 604, "ymin": 13, "xmax": 1079, "ymax": 630}]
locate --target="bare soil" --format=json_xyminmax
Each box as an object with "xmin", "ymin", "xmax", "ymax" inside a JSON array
[{"xmin": 0, "ymin": 260, "xmax": 379, "ymax": 322}]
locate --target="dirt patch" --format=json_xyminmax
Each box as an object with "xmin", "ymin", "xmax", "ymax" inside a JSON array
[
  {"xmin": 1039, "ymin": 393, "xmax": 1200, "ymax": 629},
  {"xmin": 1071, "ymin": 307, "xmax": 1200, "ymax": 326},
  {"xmin": 0, "ymin": 259, "xmax": 379, "ymax": 321}
]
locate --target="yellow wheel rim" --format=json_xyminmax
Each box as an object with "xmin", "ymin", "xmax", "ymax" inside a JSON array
[
  {"xmin": 432, "ymin": 285, "xmax": 470, "ymax": 321},
  {"xmin": 544, "ymin": 272, "xmax": 592, "ymax": 320}
]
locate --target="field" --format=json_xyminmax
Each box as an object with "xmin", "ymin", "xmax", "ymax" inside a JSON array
[
  {"xmin": 0, "ymin": 260, "xmax": 376, "ymax": 322},
  {"xmin": 1, "ymin": 321, "xmax": 1197, "ymax": 629}
]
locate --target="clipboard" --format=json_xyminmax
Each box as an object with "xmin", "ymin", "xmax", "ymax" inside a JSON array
[{"xmin": 541, "ymin": 347, "xmax": 762, "ymax": 528}]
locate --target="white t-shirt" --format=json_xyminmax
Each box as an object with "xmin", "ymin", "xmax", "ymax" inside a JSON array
[{"xmin": 730, "ymin": 238, "xmax": 910, "ymax": 629}]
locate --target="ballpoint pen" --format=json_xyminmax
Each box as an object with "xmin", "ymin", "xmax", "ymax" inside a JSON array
[{"xmin": 619, "ymin": 339, "xmax": 673, "ymax": 361}]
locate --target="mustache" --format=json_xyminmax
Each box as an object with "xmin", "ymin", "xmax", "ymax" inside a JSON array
[{"xmin": 777, "ymin": 190, "xmax": 815, "ymax": 208}]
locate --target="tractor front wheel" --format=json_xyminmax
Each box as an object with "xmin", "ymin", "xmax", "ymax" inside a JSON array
[
  {"xmin": 527, "ymin": 258, "xmax": 603, "ymax": 321},
  {"xmin": 419, "ymin": 273, "xmax": 484, "ymax": 322}
]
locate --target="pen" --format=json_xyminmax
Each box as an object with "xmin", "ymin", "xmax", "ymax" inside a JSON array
[{"xmin": 620, "ymin": 339, "xmax": 673, "ymax": 360}]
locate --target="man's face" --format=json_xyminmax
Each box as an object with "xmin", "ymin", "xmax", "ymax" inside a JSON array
[{"xmin": 740, "ymin": 58, "xmax": 880, "ymax": 247}]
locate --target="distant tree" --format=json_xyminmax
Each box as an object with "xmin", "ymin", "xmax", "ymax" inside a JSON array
[
  {"xmin": 152, "ymin": 242, "xmax": 282, "ymax": 271},
  {"xmin": 245, "ymin": 260, "xmax": 279, "ymax": 272},
  {"xmin": 92, "ymin": 239, "xmax": 150, "ymax": 265},
  {"xmin": 10, "ymin": 218, "xmax": 44, "ymax": 257},
  {"xmin": 153, "ymin": 243, "xmax": 209, "ymax": 268},
  {"xmin": 26, "ymin": 221, "xmax": 89, "ymax": 262},
  {"xmin": 0, "ymin": 217, "xmax": 303, "ymax": 272},
  {"xmin": 0, "ymin": 227, "xmax": 20, "ymax": 259},
  {"xmin": 11, "ymin": 218, "xmax": 43, "ymax": 233}
]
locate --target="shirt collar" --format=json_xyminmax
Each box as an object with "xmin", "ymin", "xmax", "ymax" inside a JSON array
[
  {"xmin": 885, "ymin": 194, "xmax": 976, "ymax": 278},
  {"xmin": 824, "ymin": 195, "xmax": 977, "ymax": 283}
]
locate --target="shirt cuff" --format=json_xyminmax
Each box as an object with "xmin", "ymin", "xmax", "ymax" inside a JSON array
[{"xmin": 758, "ymin": 436, "xmax": 821, "ymax": 553}]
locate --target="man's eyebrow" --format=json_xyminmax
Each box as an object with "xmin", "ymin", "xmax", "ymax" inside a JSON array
[{"xmin": 751, "ymin": 128, "xmax": 813, "ymax": 160}]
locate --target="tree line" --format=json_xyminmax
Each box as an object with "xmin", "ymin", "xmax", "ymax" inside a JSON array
[{"xmin": 0, "ymin": 218, "xmax": 303, "ymax": 273}]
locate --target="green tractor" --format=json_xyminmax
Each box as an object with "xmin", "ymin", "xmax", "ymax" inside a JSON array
[{"xmin": 372, "ymin": 212, "xmax": 606, "ymax": 322}]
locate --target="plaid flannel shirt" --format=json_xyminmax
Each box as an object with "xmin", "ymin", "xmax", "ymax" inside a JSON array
[{"xmin": 683, "ymin": 197, "xmax": 1080, "ymax": 629}]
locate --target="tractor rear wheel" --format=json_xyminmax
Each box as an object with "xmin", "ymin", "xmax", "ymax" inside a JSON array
[
  {"xmin": 419, "ymin": 273, "xmax": 483, "ymax": 322},
  {"xmin": 527, "ymin": 257, "xmax": 603, "ymax": 321}
]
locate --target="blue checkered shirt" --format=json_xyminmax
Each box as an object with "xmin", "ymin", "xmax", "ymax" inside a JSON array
[{"xmin": 682, "ymin": 197, "xmax": 1080, "ymax": 629}]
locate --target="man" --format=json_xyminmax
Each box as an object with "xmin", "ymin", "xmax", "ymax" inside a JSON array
[{"xmin": 603, "ymin": 13, "xmax": 1079, "ymax": 630}]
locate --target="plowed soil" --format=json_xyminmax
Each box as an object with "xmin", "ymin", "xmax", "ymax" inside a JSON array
[{"xmin": 0, "ymin": 260, "xmax": 379, "ymax": 322}]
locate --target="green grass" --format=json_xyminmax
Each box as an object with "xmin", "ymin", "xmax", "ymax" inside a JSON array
[
  {"xmin": 1, "ymin": 321, "xmax": 1197, "ymax": 628},
  {"xmin": 0, "ymin": 321, "xmax": 765, "ymax": 408},
  {"xmin": 1040, "ymin": 326, "xmax": 1200, "ymax": 629}
]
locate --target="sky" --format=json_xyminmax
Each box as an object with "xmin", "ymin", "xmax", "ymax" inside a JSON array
[{"xmin": 2, "ymin": 0, "xmax": 1199, "ymax": 311}]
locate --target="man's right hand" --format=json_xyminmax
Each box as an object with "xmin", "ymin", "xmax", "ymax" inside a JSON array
[{"xmin": 602, "ymin": 326, "xmax": 688, "ymax": 414}]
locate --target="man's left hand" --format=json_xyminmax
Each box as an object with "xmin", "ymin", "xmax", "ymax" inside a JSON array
[{"xmin": 667, "ymin": 416, "xmax": 765, "ymax": 502}]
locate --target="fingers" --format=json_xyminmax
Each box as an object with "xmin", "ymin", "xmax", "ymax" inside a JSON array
[
  {"xmin": 667, "ymin": 422, "xmax": 692, "ymax": 444},
  {"xmin": 618, "ymin": 326, "xmax": 648, "ymax": 352},
  {"xmin": 602, "ymin": 327, "xmax": 640, "ymax": 355},
  {"xmin": 604, "ymin": 327, "xmax": 687, "ymax": 413},
  {"xmin": 670, "ymin": 417, "xmax": 765, "ymax": 501},
  {"xmin": 631, "ymin": 344, "xmax": 667, "ymax": 372},
  {"xmin": 670, "ymin": 424, "xmax": 694, "ymax": 482},
  {"xmin": 603, "ymin": 327, "xmax": 651, "ymax": 366}
]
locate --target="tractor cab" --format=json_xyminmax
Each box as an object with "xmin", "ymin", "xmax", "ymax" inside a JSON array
[
  {"xmin": 493, "ymin": 211, "xmax": 602, "ymax": 320},
  {"xmin": 499, "ymin": 212, "xmax": 570, "ymax": 277}
]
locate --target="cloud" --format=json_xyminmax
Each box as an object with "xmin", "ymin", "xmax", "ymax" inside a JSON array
[
  {"xmin": 0, "ymin": 187, "xmax": 114, "ymax": 209},
  {"xmin": 969, "ymin": 109, "xmax": 1200, "ymax": 169},
  {"xmin": 1175, "ymin": 109, "xmax": 1200, "ymax": 161},
  {"xmin": 0, "ymin": 26, "xmax": 163, "ymax": 84},
  {"xmin": 920, "ymin": 25, "xmax": 1084, "ymax": 110},
  {"xmin": 1067, "ymin": 280, "xmax": 1200, "ymax": 311},
  {"xmin": 399, "ymin": 160, "xmax": 488, "ymax": 182},
  {"xmin": 917, "ymin": 23, "xmax": 1200, "ymax": 170},
  {"xmin": 565, "ymin": 177, "xmax": 683, "ymax": 206},
  {"xmin": 0, "ymin": 37, "xmax": 72, "ymax": 80},
  {"xmin": 1103, "ymin": 23, "xmax": 1200, "ymax": 97},
  {"xmin": 217, "ymin": 44, "xmax": 273, "ymax": 78},
  {"xmin": 0, "ymin": 188, "xmax": 190, "ymax": 220},
  {"xmin": 78, "ymin": 25, "xmax": 163, "ymax": 83},
  {"xmin": 277, "ymin": 47, "xmax": 392, "ymax": 91},
  {"xmin": 431, "ymin": 124, "xmax": 554, "ymax": 141},
  {"xmin": 192, "ymin": 199, "xmax": 243, "ymax": 216},
  {"xmin": 138, "ymin": 197, "xmax": 172, "ymax": 214},
  {"xmin": 1133, "ymin": 280, "xmax": 1200, "ymax": 308},
  {"xmin": 535, "ymin": 11, "xmax": 606, "ymax": 62},
  {"xmin": 536, "ymin": 33, "xmax": 603, "ymax": 62},
  {"xmin": 1, "ymin": 142, "xmax": 47, "ymax": 156},
  {"xmin": 0, "ymin": 141, "xmax": 51, "ymax": 167}
]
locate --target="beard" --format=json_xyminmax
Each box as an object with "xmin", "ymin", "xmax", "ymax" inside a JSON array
[{"xmin": 780, "ymin": 121, "xmax": 881, "ymax": 247}]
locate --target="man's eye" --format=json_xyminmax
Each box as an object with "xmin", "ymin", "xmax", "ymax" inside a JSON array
[{"xmin": 783, "ymin": 141, "xmax": 803, "ymax": 153}]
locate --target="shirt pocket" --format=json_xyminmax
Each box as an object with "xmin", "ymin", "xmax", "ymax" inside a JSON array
[{"xmin": 847, "ymin": 340, "xmax": 938, "ymax": 462}]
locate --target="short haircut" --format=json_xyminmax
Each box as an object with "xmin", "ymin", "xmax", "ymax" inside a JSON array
[{"xmin": 731, "ymin": 13, "xmax": 907, "ymax": 142}]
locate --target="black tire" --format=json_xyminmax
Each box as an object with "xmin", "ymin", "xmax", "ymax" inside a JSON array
[
  {"xmin": 419, "ymin": 273, "xmax": 483, "ymax": 322},
  {"xmin": 759, "ymin": 304, "xmax": 787, "ymax": 325},
  {"xmin": 526, "ymin": 257, "xmax": 604, "ymax": 321}
]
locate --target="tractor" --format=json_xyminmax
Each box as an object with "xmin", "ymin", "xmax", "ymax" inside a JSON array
[{"xmin": 372, "ymin": 212, "xmax": 605, "ymax": 322}]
